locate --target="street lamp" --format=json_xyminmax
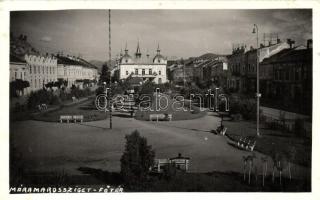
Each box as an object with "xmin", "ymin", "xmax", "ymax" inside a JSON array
[{"xmin": 252, "ymin": 24, "xmax": 261, "ymax": 136}]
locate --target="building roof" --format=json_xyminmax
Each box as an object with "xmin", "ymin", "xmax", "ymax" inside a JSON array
[
  {"xmin": 262, "ymin": 48, "xmax": 312, "ymax": 64},
  {"xmin": 57, "ymin": 55, "xmax": 97, "ymax": 69},
  {"xmin": 10, "ymin": 54, "xmax": 26, "ymax": 63}
]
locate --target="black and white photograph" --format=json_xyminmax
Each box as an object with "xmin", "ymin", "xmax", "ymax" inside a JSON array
[{"xmin": 2, "ymin": 0, "xmax": 319, "ymax": 197}]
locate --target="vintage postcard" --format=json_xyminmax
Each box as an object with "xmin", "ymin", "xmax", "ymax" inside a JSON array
[{"xmin": 1, "ymin": 0, "xmax": 319, "ymax": 200}]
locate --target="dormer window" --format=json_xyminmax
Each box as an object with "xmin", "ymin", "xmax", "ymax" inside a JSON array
[
  {"xmin": 126, "ymin": 59, "xmax": 128, "ymax": 63},
  {"xmin": 158, "ymin": 59, "xmax": 160, "ymax": 63}
]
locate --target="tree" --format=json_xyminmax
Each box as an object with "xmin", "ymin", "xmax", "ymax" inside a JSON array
[
  {"xmin": 45, "ymin": 82, "xmax": 54, "ymax": 89},
  {"xmin": 10, "ymin": 79, "xmax": 30, "ymax": 97},
  {"xmin": 99, "ymin": 63, "xmax": 111, "ymax": 84},
  {"xmin": 120, "ymin": 130, "xmax": 155, "ymax": 189}
]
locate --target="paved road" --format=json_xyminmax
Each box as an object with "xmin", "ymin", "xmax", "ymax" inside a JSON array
[{"xmin": 10, "ymin": 112, "xmax": 310, "ymax": 179}]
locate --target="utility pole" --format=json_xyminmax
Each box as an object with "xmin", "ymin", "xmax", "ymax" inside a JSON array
[
  {"xmin": 252, "ymin": 24, "xmax": 261, "ymax": 136},
  {"xmin": 108, "ymin": 9, "xmax": 112, "ymax": 129}
]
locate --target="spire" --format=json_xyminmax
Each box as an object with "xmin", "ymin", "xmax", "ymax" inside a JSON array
[
  {"xmin": 124, "ymin": 42, "xmax": 128, "ymax": 54},
  {"xmin": 157, "ymin": 43, "xmax": 161, "ymax": 55},
  {"xmin": 135, "ymin": 40, "xmax": 141, "ymax": 58}
]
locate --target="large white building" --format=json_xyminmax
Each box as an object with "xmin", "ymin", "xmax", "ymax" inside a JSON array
[
  {"xmin": 116, "ymin": 43, "xmax": 167, "ymax": 84},
  {"xmin": 25, "ymin": 54, "xmax": 58, "ymax": 92},
  {"xmin": 56, "ymin": 55, "xmax": 98, "ymax": 88},
  {"xmin": 10, "ymin": 53, "xmax": 98, "ymax": 95}
]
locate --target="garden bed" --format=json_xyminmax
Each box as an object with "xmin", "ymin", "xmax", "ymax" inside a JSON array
[{"xmin": 32, "ymin": 99, "xmax": 108, "ymax": 122}]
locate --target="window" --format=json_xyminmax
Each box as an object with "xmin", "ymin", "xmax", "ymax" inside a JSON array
[
  {"xmin": 149, "ymin": 69, "xmax": 152, "ymax": 75},
  {"xmin": 142, "ymin": 69, "xmax": 145, "ymax": 75},
  {"xmin": 34, "ymin": 66, "xmax": 36, "ymax": 74},
  {"xmin": 158, "ymin": 78, "xmax": 162, "ymax": 84},
  {"xmin": 15, "ymin": 72, "xmax": 17, "ymax": 79},
  {"xmin": 30, "ymin": 66, "xmax": 32, "ymax": 74},
  {"xmin": 135, "ymin": 69, "xmax": 138, "ymax": 75},
  {"xmin": 38, "ymin": 66, "xmax": 40, "ymax": 74},
  {"xmin": 159, "ymin": 70, "xmax": 161, "ymax": 75},
  {"xmin": 126, "ymin": 71, "xmax": 129, "ymax": 75}
]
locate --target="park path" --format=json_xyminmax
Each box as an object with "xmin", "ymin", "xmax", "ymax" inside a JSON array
[{"xmin": 10, "ymin": 112, "xmax": 310, "ymax": 180}]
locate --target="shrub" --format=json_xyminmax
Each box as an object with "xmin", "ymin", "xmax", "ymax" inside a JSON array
[
  {"xmin": 120, "ymin": 130, "xmax": 155, "ymax": 189},
  {"xmin": 27, "ymin": 89, "xmax": 61, "ymax": 109}
]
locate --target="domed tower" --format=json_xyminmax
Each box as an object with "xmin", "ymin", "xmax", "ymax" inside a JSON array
[
  {"xmin": 120, "ymin": 43, "xmax": 132, "ymax": 64},
  {"xmin": 153, "ymin": 44, "xmax": 166, "ymax": 64}
]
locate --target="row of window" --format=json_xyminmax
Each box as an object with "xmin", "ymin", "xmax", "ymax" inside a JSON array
[
  {"xmin": 13, "ymin": 71, "xmax": 26, "ymax": 80},
  {"xmin": 231, "ymin": 63, "xmax": 256, "ymax": 74},
  {"xmin": 29, "ymin": 65, "xmax": 56, "ymax": 75},
  {"xmin": 126, "ymin": 69, "xmax": 162, "ymax": 76},
  {"xmin": 63, "ymin": 69, "xmax": 94, "ymax": 77},
  {"xmin": 274, "ymin": 67, "xmax": 306, "ymax": 81}
]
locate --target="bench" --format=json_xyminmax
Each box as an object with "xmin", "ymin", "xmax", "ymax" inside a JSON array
[
  {"xmin": 37, "ymin": 104, "xmax": 47, "ymax": 111},
  {"xmin": 149, "ymin": 114, "xmax": 166, "ymax": 122},
  {"xmin": 60, "ymin": 115, "xmax": 72, "ymax": 123},
  {"xmin": 237, "ymin": 137, "xmax": 256, "ymax": 152},
  {"xmin": 73, "ymin": 115, "xmax": 84, "ymax": 123}
]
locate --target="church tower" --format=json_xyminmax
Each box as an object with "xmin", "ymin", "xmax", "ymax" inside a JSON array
[{"xmin": 135, "ymin": 41, "xmax": 142, "ymax": 58}]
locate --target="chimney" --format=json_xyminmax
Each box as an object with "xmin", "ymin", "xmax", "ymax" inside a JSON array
[
  {"xmin": 307, "ymin": 39, "xmax": 312, "ymax": 49},
  {"xmin": 250, "ymin": 46, "xmax": 254, "ymax": 50},
  {"xmin": 287, "ymin": 39, "xmax": 295, "ymax": 49},
  {"xmin": 277, "ymin": 38, "xmax": 281, "ymax": 44},
  {"xmin": 260, "ymin": 43, "xmax": 264, "ymax": 48}
]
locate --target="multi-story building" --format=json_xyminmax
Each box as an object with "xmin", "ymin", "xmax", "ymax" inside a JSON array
[
  {"xmin": 25, "ymin": 54, "xmax": 58, "ymax": 93},
  {"xmin": 226, "ymin": 46, "xmax": 246, "ymax": 92},
  {"xmin": 227, "ymin": 41, "xmax": 290, "ymax": 94},
  {"xmin": 116, "ymin": 43, "xmax": 167, "ymax": 84},
  {"xmin": 57, "ymin": 55, "xmax": 98, "ymax": 88},
  {"xmin": 10, "ymin": 54, "xmax": 29, "ymax": 95},
  {"xmin": 260, "ymin": 40, "xmax": 312, "ymax": 115}
]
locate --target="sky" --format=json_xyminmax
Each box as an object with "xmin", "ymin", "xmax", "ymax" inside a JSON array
[{"xmin": 10, "ymin": 9, "xmax": 312, "ymax": 61}]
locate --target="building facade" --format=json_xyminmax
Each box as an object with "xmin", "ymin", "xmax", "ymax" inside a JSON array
[
  {"xmin": 116, "ymin": 43, "xmax": 167, "ymax": 84},
  {"xmin": 25, "ymin": 54, "xmax": 58, "ymax": 92},
  {"xmin": 260, "ymin": 42, "xmax": 312, "ymax": 115},
  {"xmin": 57, "ymin": 55, "xmax": 98, "ymax": 88}
]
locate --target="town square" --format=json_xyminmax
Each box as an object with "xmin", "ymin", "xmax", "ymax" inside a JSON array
[{"xmin": 7, "ymin": 8, "xmax": 312, "ymax": 192}]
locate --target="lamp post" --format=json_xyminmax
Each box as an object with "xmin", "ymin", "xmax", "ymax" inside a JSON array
[
  {"xmin": 108, "ymin": 9, "xmax": 112, "ymax": 129},
  {"xmin": 252, "ymin": 24, "xmax": 261, "ymax": 136}
]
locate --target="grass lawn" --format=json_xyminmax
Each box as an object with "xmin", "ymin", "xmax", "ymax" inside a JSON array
[
  {"xmin": 32, "ymin": 98, "xmax": 108, "ymax": 122},
  {"xmin": 135, "ymin": 93, "xmax": 206, "ymax": 121},
  {"xmin": 224, "ymin": 120, "xmax": 311, "ymax": 167}
]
